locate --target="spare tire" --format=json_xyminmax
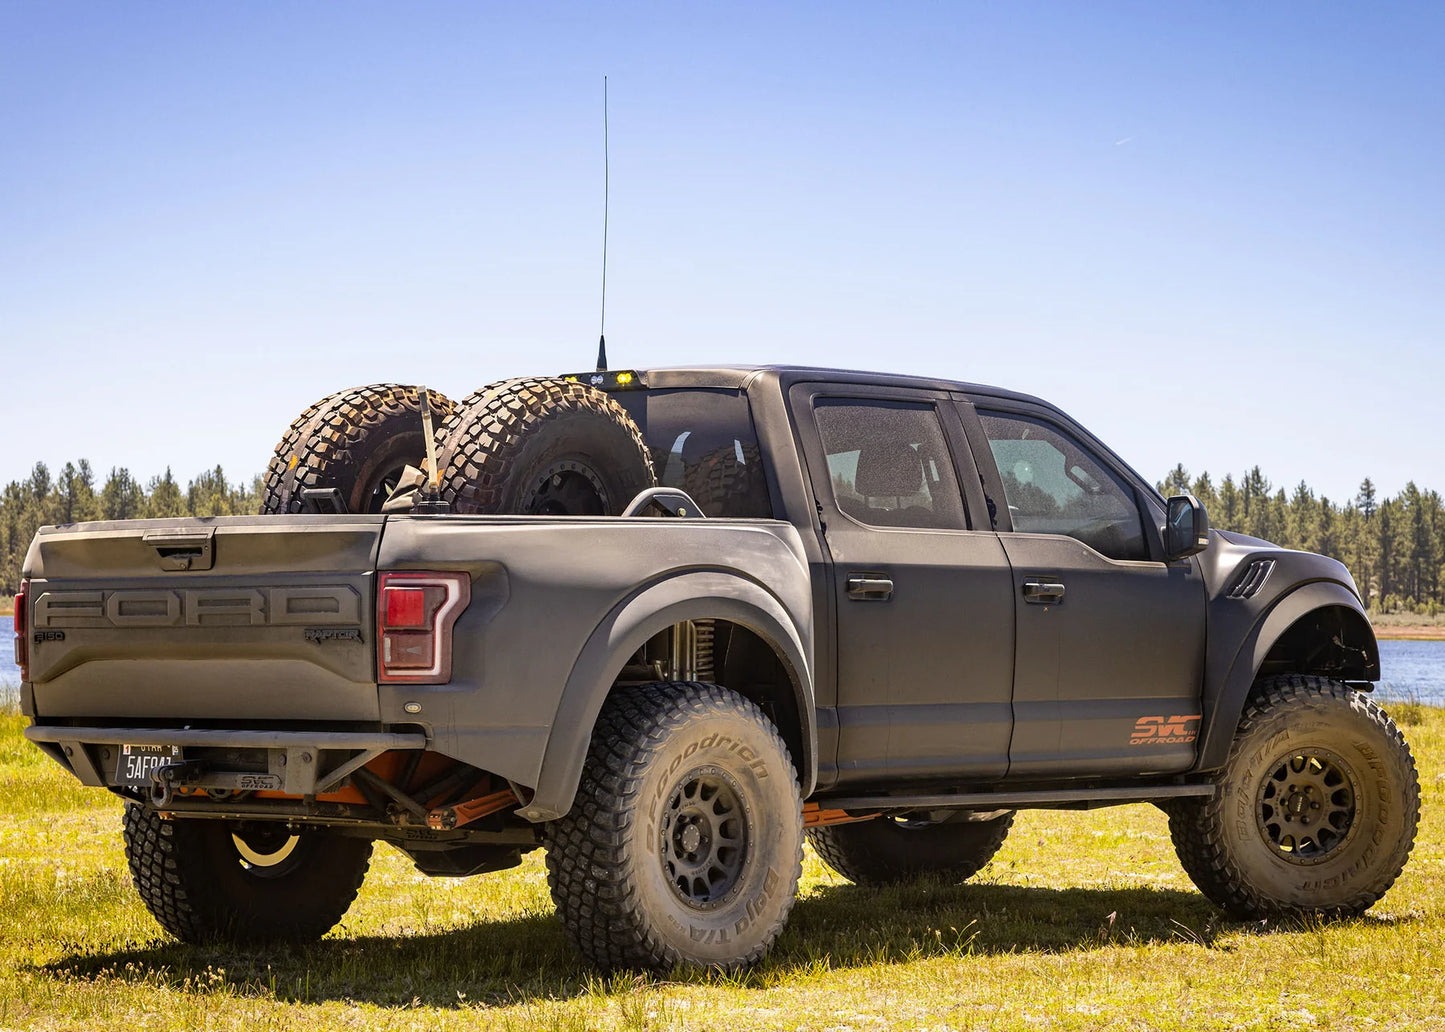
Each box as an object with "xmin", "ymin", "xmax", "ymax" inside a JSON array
[
  {"xmin": 436, "ymin": 377, "xmax": 655, "ymax": 515},
  {"xmin": 260, "ymin": 384, "xmax": 456, "ymax": 514}
]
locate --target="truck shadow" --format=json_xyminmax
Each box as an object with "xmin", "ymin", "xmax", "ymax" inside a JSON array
[{"xmin": 42, "ymin": 882, "xmax": 1410, "ymax": 1009}]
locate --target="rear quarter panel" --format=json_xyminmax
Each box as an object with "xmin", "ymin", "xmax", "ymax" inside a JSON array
[{"xmin": 375, "ymin": 515, "xmax": 814, "ymax": 797}]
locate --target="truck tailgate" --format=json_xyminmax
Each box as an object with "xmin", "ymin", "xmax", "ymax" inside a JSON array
[{"xmin": 23, "ymin": 515, "xmax": 383, "ymax": 723}]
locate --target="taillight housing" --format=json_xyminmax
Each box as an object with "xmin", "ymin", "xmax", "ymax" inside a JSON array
[
  {"xmin": 13, "ymin": 578, "xmax": 28, "ymax": 682},
  {"xmin": 377, "ymin": 571, "xmax": 470, "ymax": 684}
]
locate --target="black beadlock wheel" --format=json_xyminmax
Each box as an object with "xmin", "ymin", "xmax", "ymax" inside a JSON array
[
  {"xmin": 122, "ymin": 805, "xmax": 372, "ymax": 944},
  {"xmin": 434, "ymin": 377, "xmax": 655, "ymax": 516},
  {"xmin": 545, "ymin": 682, "xmax": 804, "ymax": 971},
  {"xmin": 806, "ymin": 810, "xmax": 1014, "ymax": 887},
  {"xmin": 1167, "ymin": 675, "xmax": 1420, "ymax": 919},
  {"xmin": 260, "ymin": 383, "xmax": 456, "ymax": 514}
]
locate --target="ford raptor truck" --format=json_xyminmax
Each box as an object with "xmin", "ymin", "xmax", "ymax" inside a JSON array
[{"xmin": 14, "ymin": 366, "xmax": 1418, "ymax": 971}]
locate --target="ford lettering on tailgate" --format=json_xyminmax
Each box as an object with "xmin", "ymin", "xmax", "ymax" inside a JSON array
[{"xmin": 33, "ymin": 587, "xmax": 362, "ymax": 628}]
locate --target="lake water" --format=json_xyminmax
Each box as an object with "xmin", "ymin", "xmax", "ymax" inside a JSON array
[{"xmin": 2, "ymin": 615, "xmax": 1442, "ymax": 708}]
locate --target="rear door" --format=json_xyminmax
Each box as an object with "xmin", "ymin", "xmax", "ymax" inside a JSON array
[
  {"xmin": 958, "ymin": 399, "xmax": 1207, "ymax": 777},
  {"xmin": 790, "ymin": 383, "xmax": 1014, "ymax": 787}
]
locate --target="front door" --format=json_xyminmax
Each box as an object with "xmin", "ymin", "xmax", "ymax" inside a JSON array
[
  {"xmin": 963, "ymin": 402, "xmax": 1207, "ymax": 777},
  {"xmin": 791, "ymin": 384, "xmax": 1015, "ymax": 787}
]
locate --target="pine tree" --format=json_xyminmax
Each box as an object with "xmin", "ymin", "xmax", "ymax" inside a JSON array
[
  {"xmin": 146, "ymin": 469, "xmax": 187, "ymax": 519},
  {"xmin": 100, "ymin": 468, "xmax": 144, "ymax": 521},
  {"xmin": 1160, "ymin": 464, "xmax": 1192, "ymax": 497}
]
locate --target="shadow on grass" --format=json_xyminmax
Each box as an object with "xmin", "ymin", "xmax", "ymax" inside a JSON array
[{"xmin": 40, "ymin": 881, "xmax": 1418, "ymax": 1008}]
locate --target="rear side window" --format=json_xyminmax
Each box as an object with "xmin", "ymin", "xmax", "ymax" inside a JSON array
[
  {"xmin": 813, "ymin": 399, "xmax": 967, "ymax": 530},
  {"xmin": 978, "ymin": 410, "xmax": 1148, "ymax": 560},
  {"xmin": 628, "ymin": 389, "xmax": 774, "ymax": 518}
]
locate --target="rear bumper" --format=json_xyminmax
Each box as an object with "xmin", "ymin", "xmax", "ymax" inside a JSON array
[{"xmin": 24, "ymin": 725, "xmax": 426, "ymax": 795}]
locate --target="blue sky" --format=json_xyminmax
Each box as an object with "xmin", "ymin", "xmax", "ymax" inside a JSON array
[{"xmin": 2, "ymin": 2, "xmax": 1441, "ymax": 504}]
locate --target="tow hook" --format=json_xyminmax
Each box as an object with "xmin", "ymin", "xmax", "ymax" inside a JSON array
[{"xmin": 149, "ymin": 759, "xmax": 208, "ymax": 807}]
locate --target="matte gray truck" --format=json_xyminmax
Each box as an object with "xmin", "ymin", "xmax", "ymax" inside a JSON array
[{"xmin": 15, "ymin": 366, "xmax": 1419, "ymax": 971}]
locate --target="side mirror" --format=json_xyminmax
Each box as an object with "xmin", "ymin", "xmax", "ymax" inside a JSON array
[{"xmin": 1165, "ymin": 494, "xmax": 1210, "ymax": 560}]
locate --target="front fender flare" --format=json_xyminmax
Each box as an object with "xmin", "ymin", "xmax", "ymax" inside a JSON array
[
  {"xmin": 516, "ymin": 570, "xmax": 815, "ymax": 822},
  {"xmin": 1195, "ymin": 580, "xmax": 1376, "ymax": 771}
]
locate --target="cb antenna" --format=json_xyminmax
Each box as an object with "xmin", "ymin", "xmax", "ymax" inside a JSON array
[{"xmin": 596, "ymin": 75, "xmax": 609, "ymax": 372}]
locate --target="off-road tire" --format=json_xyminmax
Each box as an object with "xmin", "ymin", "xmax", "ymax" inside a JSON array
[
  {"xmin": 1167, "ymin": 675, "xmax": 1419, "ymax": 919},
  {"xmin": 122, "ymin": 805, "xmax": 372, "ymax": 944},
  {"xmin": 807, "ymin": 810, "xmax": 1014, "ymax": 887},
  {"xmin": 260, "ymin": 383, "xmax": 456, "ymax": 514},
  {"xmin": 545, "ymin": 682, "xmax": 804, "ymax": 971},
  {"xmin": 435, "ymin": 377, "xmax": 655, "ymax": 516}
]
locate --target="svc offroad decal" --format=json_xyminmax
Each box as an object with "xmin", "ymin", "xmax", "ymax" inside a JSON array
[{"xmin": 1131, "ymin": 714, "xmax": 1201, "ymax": 745}]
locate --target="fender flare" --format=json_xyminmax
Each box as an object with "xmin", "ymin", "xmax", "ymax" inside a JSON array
[
  {"xmin": 516, "ymin": 569, "xmax": 815, "ymax": 822},
  {"xmin": 1195, "ymin": 580, "xmax": 1378, "ymax": 771}
]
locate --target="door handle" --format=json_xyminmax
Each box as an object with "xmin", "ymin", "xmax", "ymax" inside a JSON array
[
  {"xmin": 1022, "ymin": 579, "xmax": 1065, "ymax": 604},
  {"xmin": 847, "ymin": 574, "xmax": 894, "ymax": 601}
]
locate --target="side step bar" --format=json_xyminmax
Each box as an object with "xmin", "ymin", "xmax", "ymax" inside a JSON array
[{"xmin": 818, "ymin": 783, "xmax": 1215, "ymax": 812}]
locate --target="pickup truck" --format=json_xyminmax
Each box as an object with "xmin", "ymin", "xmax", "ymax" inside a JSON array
[{"xmin": 14, "ymin": 365, "xmax": 1419, "ymax": 971}]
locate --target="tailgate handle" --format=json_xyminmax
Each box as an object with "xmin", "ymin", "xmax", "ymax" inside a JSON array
[{"xmin": 142, "ymin": 528, "xmax": 215, "ymax": 571}]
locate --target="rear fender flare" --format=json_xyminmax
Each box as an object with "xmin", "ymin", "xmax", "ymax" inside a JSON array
[
  {"xmin": 1195, "ymin": 580, "xmax": 1377, "ymax": 771},
  {"xmin": 517, "ymin": 570, "xmax": 815, "ymax": 822}
]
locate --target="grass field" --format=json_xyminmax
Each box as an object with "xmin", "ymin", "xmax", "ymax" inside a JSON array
[
  {"xmin": 0, "ymin": 700, "xmax": 1441, "ymax": 1031},
  {"xmin": 1372, "ymin": 612, "xmax": 1445, "ymax": 641}
]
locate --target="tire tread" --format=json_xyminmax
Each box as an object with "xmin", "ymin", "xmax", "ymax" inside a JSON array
[{"xmin": 1168, "ymin": 674, "xmax": 1420, "ymax": 919}]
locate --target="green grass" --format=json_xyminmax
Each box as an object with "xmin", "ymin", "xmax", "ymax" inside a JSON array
[
  {"xmin": 1, "ymin": 702, "xmax": 1442, "ymax": 1031},
  {"xmin": 1371, "ymin": 611, "xmax": 1445, "ymax": 640}
]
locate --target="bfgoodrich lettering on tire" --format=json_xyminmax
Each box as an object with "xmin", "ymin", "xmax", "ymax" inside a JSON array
[
  {"xmin": 545, "ymin": 682, "xmax": 804, "ymax": 971},
  {"xmin": 1167, "ymin": 675, "xmax": 1419, "ymax": 919}
]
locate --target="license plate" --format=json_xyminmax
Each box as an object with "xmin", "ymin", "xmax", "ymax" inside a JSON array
[{"xmin": 116, "ymin": 744, "xmax": 182, "ymax": 788}]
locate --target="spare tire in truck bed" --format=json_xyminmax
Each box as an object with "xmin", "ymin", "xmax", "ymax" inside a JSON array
[
  {"xmin": 435, "ymin": 377, "xmax": 655, "ymax": 515},
  {"xmin": 260, "ymin": 383, "xmax": 456, "ymax": 514}
]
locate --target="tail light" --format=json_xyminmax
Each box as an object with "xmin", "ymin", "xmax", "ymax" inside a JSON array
[
  {"xmin": 377, "ymin": 571, "xmax": 470, "ymax": 684},
  {"xmin": 13, "ymin": 579, "xmax": 28, "ymax": 682}
]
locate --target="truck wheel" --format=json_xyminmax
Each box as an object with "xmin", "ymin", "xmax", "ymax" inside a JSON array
[
  {"xmin": 806, "ymin": 810, "xmax": 1013, "ymax": 887},
  {"xmin": 261, "ymin": 384, "xmax": 456, "ymax": 514},
  {"xmin": 122, "ymin": 805, "xmax": 372, "ymax": 944},
  {"xmin": 1167, "ymin": 675, "xmax": 1419, "ymax": 919},
  {"xmin": 545, "ymin": 682, "xmax": 804, "ymax": 971},
  {"xmin": 435, "ymin": 377, "xmax": 655, "ymax": 515}
]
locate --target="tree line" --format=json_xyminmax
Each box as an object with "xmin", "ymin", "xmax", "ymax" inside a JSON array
[
  {"xmin": 1160, "ymin": 465, "xmax": 1443, "ymax": 615},
  {"xmin": 1, "ymin": 461, "xmax": 262, "ymax": 595},
  {"xmin": 2, "ymin": 456, "xmax": 1441, "ymax": 615}
]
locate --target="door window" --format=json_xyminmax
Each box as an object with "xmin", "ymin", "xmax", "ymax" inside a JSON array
[
  {"xmin": 978, "ymin": 411, "xmax": 1148, "ymax": 560},
  {"xmin": 814, "ymin": 399, "xmax": 967, "ymax": 530}
]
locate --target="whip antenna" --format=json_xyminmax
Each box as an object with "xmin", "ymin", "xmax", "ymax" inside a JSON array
[{"xmin": 596, "ymin": 75, "xmax": 609, "ymax": 371}]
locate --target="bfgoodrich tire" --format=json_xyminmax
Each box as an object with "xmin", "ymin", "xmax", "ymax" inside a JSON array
[
  {"xmin": 122, "ymin": 805, "xmax": 372, "ymax": 944},
  {"xmin": 545, "ymin": 682, "xmax": 804, "ymax": 971},
  {"xmin": 807, "ymin": 810, "xmax": 1014, "ymax": 887},
  {"xmin": 1167, "ymin": 675, "xmax": 1419, "ymax": 919},
  {"xmin": 260, "ymin": 383, "xmax": 456, "ymax": 514},
  {"xmin": 435, "ymin": 377, "xmax": 655, "ymax": 515}
]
